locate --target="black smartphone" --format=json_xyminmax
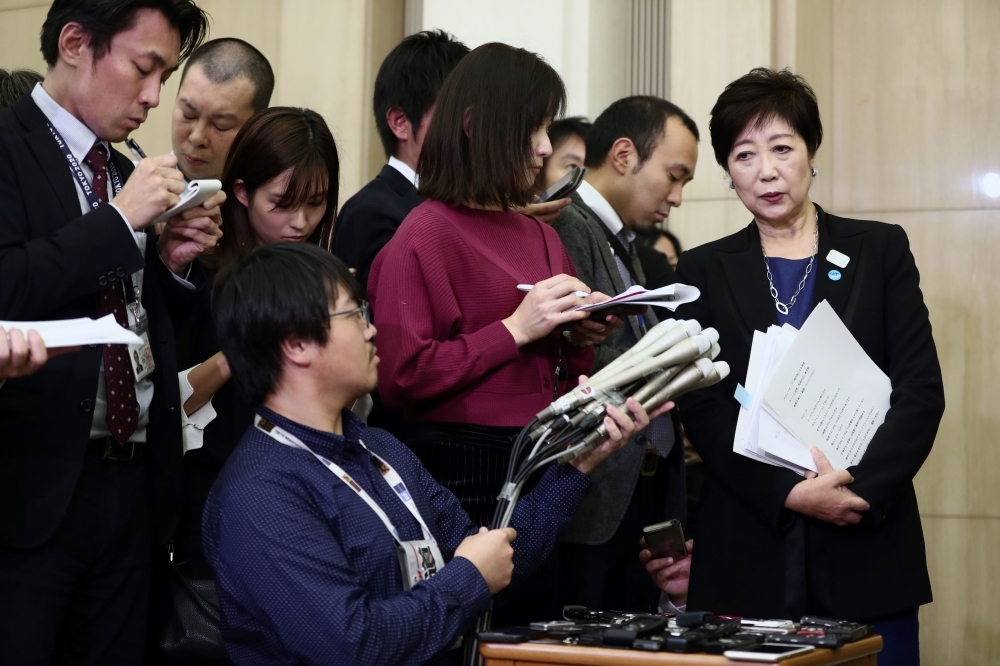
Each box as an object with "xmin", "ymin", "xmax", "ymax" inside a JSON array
[
  {"xmin": 538, "ymin": 165, "xmax": 585, "ymax": 203},
  {"xmin": 643, "ymin": 519, "xmax": 687, "ymax": 560}
]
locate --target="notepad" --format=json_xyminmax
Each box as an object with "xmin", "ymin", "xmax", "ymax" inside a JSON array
[
  {"xmin": 572, "ymin": 283, "xmax": 701, "ymax": 314},
  {"xmin": 153, "ymin": 179, "xmax": 222, "ymax": 224},
  {"xmin": 0, "ymin": 315, "xmax": 142, "ymax": 348}
]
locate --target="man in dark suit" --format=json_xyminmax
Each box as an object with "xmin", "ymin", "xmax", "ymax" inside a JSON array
[
  {"xmin": 552, "ymin": 96, "xmax": 700, "ymax": 613},
  {"xmin": 333, "ymin": 30, "xmax": 469, "ymax": 293},
  {"xmin": 332, "ymin": 30, "xmax": 468, "ymax": 437},
  {"xmin": 0, "ymin": 1, "xmax": 215, "ymax": 662}
]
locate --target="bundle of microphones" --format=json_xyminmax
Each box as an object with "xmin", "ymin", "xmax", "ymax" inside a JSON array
[
  {"xmin": 489, "ymin": 317, "xmax": 728, "ymax": 531},
  {"xmin": 466, "ymin": 318, "xmax": 729, "ymax": 665}
]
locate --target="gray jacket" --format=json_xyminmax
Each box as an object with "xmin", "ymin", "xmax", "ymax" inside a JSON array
[{"xmin": 553, "ymin": 193, "xmax": 686, "ymax": 545}]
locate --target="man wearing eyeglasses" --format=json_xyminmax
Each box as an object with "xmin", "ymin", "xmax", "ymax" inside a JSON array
[{"xmin": 201, "ymin": 243, "xmax": 665, "ymax": 665}]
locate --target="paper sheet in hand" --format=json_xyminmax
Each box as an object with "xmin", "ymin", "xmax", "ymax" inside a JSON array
[
  {"xmin": 0, "ymin": 315, "xmax": 142, "ymax": 348},
  {"xmin": 153, "ymin": 179, "xmax": 221, "ymax": 224},
  {"xmin": 572, "ymin": 283, "xmax": 700, "ymax": 313},
  {"xmin": 732, "ymin": 326, "xmax": 813, "ymax": 475},
  {"xmin": 761, "ymin": 300, "xmax": 891, "ymax": 470}
]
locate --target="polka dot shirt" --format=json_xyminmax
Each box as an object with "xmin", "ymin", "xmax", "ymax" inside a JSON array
[{"xmin": 202, "ymin": 407, "xmax": 592, "ymax": 665}]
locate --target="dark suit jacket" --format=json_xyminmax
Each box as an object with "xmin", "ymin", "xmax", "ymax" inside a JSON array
[
  {"xmin": 333, "ymin": 163, "xmax": 422, "ymax": 293},
  {"xmin": 0, "ymin": 95, "xmax": 203, "ymax": 548},
  {"xmin": 552, "ymin": 194, "xmax": 686, "ymax": 545},
  {"xmin": 675, "ymin": 205, "xmax": 944, "ymax": 620}
]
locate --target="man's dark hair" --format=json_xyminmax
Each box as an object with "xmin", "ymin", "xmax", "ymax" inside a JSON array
[
  {"xmin": 709, "ymin": 67, "xmax": 822, "ymax": 170},
  {"xmin": 373, "ymin": 29, "xmax": 469, "ymax": 159},
  {"xmin": 417, "ymin": 43, "xmax": 566, "ymax": 209},
  {"xmin": 40, "ymin": 0, "xmax": 209, "ymax": 67},
  {"xmin": 0, "ymin": 69, "xmax": 43, "ymax": 109},
  {"xmin": 214, "ymin": 243, "xmax": 362, "ymax": 405},
  {"xmin": 585, "ymin": 96, "xmax": 700, "ymax": 170},
  {"xmin": 548, "ymin": 116, "xmax": 592, "ymax": 152},
  {"xmin": 181, "ymin": 38, "xmax": 274, "ymax": 112}
]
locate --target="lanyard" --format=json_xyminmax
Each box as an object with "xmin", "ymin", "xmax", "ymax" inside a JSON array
[
  {"xmin": 254, "ymin": 414, "xmax": 435, "ymax": 543},
  {"xmin": 47, "ymin": 122, "xmax": 143, "ymax": 315},
  {"xmin": 46, "ymin": 122, "xmax": 124, "ymax": 211}
]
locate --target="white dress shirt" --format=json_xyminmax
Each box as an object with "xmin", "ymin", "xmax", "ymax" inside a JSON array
[
  {"xmin": 388, "ymin": 156, "xmax": 418, "ymax": 187},
  {"xmin": 30, "ymin": 83, "xmax": 189, "ymax": 442}
]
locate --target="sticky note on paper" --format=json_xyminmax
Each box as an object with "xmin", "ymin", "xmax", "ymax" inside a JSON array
[{"xmin": 734, "ymin": 384, "xmax": 753, "ymax": 410}]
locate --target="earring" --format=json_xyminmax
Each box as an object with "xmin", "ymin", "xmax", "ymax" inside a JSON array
[
  {"xmin": 811, "ymin": 167, "xmax": 819, "ymax": 177},
  {"xmin": 729, "ymin": 180, "xmax": 735, "ymax": 190}
]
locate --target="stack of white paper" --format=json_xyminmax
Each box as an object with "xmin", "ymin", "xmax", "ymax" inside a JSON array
[
  {"xmin": 733, "ymin": 300, "xmax": 892, "ymax": 473},
  {"xmin": 0, "ymin": 314, "xmax": 143, "ymax": 348},
  {"xmin": 573, "ymin": 283, "xmax": 701, "ymax": 314}
]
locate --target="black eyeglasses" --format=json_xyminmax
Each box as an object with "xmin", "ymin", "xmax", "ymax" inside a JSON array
[{"xmin": 329, "ymin": 301, "xmax": 371, "ymax": 328}]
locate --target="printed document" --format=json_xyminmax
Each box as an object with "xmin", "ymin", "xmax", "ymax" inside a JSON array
[{"xmin": 761, "ymin": 300, "xmax": 891, "ymax": 470}]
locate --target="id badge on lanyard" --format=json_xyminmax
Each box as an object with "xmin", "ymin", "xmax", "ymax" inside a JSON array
[
  {"xmin": 254, "ymin": 415, "xmax": 445, "ymax": 591},
  {"xmin": 46, "ymin": 123, "xmax": 156, "ymax": 382},
  {"xmin": 123, "ymin": 276, "xmax": 155, "ymax": 382}
]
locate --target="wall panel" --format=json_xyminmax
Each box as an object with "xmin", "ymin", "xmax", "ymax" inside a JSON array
[
  {"xmin": 920, "ymin": 516, "xmax": 1000, "ymax": 665},
  {"xmin": 668, "ymin": 0, "xmax": 772, "ymax": 203},
  {"xmin": 830, "ymin": 0, "xmax": 1000, "ymax": 214}
]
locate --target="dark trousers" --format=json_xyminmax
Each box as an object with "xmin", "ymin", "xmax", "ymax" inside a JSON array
[
  {"xmin": 557, "ymin": 466, "xmax": 667, "ymax": 614},
  {"xmin": 405, "ymin": 422, "xmax": 558, "ymax": 627},
  {"xmin": 0, "ymin": 450, "xmax": 151, "ymax": 666},
  {"xmin": 867, "ymin": 608, "xmax": 920, "ymax": 666}
]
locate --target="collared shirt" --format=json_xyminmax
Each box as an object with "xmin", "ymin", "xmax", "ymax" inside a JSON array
[
  {"xmin": 388, "ymin": 156, "xmax": 418, "ymax": 187},
  {"xmin": 203, "ymin": 407, "xmax": 592, "ymax": 666},
  {"xmin": 31, "ymin": 83, "xmax": 156, "ymax": 442}
]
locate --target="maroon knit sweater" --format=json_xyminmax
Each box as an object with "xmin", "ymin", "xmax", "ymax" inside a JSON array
[{"xmin": 369, "ymin": 200, "xmax": 595, "ymax": 427}]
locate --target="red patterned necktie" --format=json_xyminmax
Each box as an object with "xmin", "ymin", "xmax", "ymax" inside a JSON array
[{"xmin": 84, "ymin": 143, "xmax": 139, "ymax": 444}]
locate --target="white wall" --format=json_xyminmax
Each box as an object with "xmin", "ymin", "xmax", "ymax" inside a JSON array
[{"xmin": 413, "ymin": 0, "xmax": 627, "ymax": 119}]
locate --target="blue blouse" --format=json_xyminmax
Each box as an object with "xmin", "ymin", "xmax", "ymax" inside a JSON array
[{"xmin": 765, "ymin": 255, "xmax": 817, "ymax": 329}]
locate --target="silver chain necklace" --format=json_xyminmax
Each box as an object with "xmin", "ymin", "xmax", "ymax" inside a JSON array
[{"xmin": 762, "ymin": 213, "xmax": 818, "ymax": 316}]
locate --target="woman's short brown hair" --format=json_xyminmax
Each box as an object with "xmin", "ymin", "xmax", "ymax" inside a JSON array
[
  {"xmin": 709, "ymin": 67, "xmax": 822, "ymax": 170},
  {"xmin": 417, "ymin": 43, "xmax": 566, "ymax": 209},
  {"xmin": 215, "ymin": 107, "xmax": 340, "ymax": 269}
]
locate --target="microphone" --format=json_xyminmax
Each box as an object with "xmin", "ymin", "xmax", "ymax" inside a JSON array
[{"xmin": 536, "ymin": 320, "xmax": 705, "ymax": 421}]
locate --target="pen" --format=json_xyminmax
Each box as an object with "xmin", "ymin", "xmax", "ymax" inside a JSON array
[
  {"xmin": 517, "ymin": 284, "xmax": 589, "ymax": 298},
  {"xmin": 124, "ymin": 137, "xmax": 147, "ymax": 162}
]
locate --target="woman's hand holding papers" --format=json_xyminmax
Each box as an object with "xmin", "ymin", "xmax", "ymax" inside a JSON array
[
  {"xmin": 784, "ymin": 447, "xmax": 870, "ymax": 526},
  {"xmin": 564, "ymin": 291, "xmax": 625, "ymax": 345}
]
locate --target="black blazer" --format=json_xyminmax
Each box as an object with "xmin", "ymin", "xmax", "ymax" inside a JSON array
[
  {"xmin": 0, "ymin": 95, "xmax": 203, "ymax": 548},
  {"xmin": 675, "ymin": 205, "xmax": 944, "ymax": 621},
  {"xmin": 333, "ymin": 163, "xmax": 422, "ymax": 293}
]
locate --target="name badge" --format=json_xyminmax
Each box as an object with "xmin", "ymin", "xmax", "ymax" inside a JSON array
[
  {"xmin": 128, "ymin": 311, "xmax": 156, "ymax": 382},
  {"xmin": 826, "ymin": 249, "xmax": 850, "ymax": 268},
  {"xmin": 396, "ymin": 539, "xmax": 445, "ymax": 591}
]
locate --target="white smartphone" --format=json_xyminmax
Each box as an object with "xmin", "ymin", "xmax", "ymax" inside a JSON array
[
  {"xmin": 723, "ymin": 643, "xmax": 816, "ymax": 661},
  {"xmin": 153, "ymin": 179, "xmax": 222, "ymax": 224}
]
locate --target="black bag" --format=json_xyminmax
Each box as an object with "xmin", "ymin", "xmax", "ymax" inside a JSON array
[{"xmin": 159, "ymin": 557, "xmax": 229, "ymax": 665}]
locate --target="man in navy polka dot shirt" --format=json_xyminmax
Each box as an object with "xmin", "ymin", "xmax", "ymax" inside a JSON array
[{"xmin": 203, "ymin": 244, "xmax": 669, "ymax": 665}]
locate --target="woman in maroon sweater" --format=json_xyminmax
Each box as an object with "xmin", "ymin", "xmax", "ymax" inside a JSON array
[{"xmin": 369, "ymin": 43, "xmax": 620, "ymax": 530}]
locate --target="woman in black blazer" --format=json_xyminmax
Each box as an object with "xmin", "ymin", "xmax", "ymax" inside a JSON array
[{"xmin": 674, "ymin": 68, "xmax": 943, "ymax": 666}]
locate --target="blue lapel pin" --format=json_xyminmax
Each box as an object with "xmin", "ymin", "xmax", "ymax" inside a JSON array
[{"xmin": 828, "ymin": 269, "xmax": 842, "ymax": 281}]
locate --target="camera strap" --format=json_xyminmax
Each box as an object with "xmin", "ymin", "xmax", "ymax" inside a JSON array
[{"xmin": 254, "ymin": 414, "xmax": 444, "ymax": 591}]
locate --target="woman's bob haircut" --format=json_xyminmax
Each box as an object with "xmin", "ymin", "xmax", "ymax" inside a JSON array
[
  {"xmin": 417, "ymin": 42, "xmax": 566, "ymax": 209},
  {"xmin": 709, "ymin": 67, "xmax": 823, "ymax": 171},
  {"xmin": 215, "ymin": 107, "xmax": 340, "ymax": 270}
]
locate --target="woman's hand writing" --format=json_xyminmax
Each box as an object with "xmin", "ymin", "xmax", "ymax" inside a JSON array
[{"xmin": 502, "ymin": 274, "xmax": 591, "ymax": 347}]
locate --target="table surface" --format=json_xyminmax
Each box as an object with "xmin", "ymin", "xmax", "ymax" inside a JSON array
[{"xmin": 480, "ymin": 635, "xmax": 882, "ymax": 666}]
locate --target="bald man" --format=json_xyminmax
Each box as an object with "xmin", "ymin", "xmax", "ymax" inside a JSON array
[{"xmin": 171, "ymin": 38, "xmax": 274, "ymax": 182}]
